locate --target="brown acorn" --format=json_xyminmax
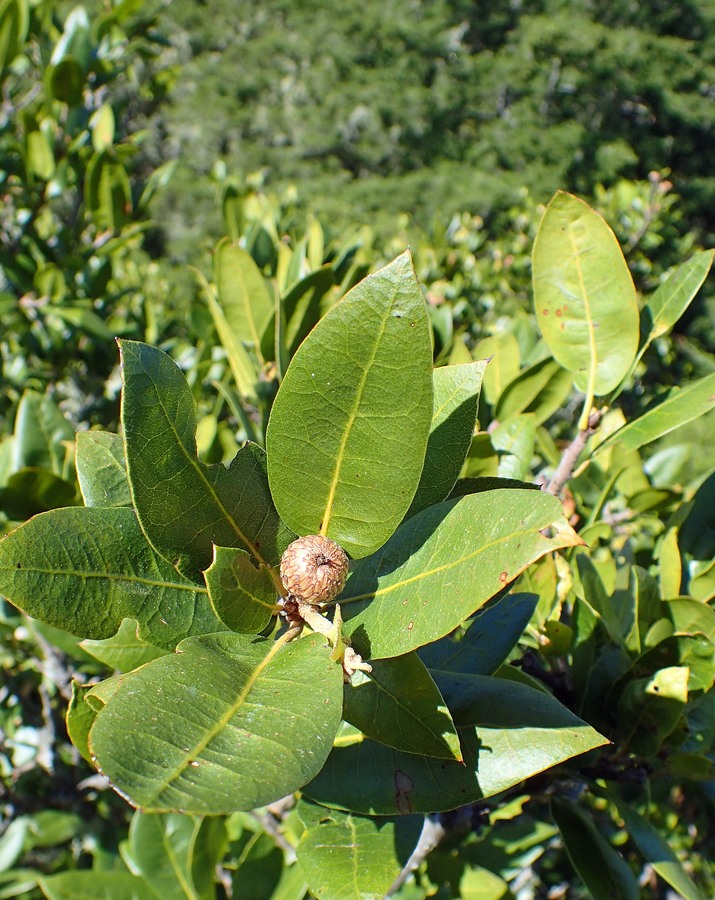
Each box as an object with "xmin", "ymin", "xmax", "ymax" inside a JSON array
[{"xmin": 279, "ymin": 534, "xmax": 349, "ymax": 606}]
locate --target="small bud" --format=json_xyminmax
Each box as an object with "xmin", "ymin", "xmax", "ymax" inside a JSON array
[{"xmin": 280, "ymin": 535, "xmax": 349, "ymax": 606}]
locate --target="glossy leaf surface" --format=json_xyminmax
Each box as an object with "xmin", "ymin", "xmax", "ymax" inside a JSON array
[
  {"xmin": 266, "ymin": 252, "xmax": 433, "ymax": 558},
  {"xmin": 89, "ymin": 632, "xmax": 343, "ymax": 814},
  {"xmin": 533, "ymin": 191, "xmax": 638, "ymax": 396},
  {"xmin": 340, "ymin": 489, "xmax": 580, "ymax": 659}
]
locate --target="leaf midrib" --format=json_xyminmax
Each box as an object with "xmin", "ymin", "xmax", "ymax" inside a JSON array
[
  {"xmin": 343, "ymin": 521, "xmax": 555, "ymax": 605},
  {"xmin": 148, "ymin": 637, "xmax": 291, "ymax": 804},
  {"xmin": 319, "ymin": 308, "xmax": 390, "ymax": 538}
]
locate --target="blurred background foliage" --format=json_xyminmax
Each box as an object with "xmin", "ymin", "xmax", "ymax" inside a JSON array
[{"xmin": 1, "ymin": 0, "xmax": 715, "ymax": 897}]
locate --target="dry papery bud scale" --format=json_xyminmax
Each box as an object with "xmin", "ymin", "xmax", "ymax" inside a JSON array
[{"xmin": 279, "ymin": 534, "xmax": 349, "ymax": 606}]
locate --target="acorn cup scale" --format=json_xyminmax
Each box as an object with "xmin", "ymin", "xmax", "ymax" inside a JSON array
[{"xmin": 279, "ymin": 534, "xmax": 349, "ymax": 606}]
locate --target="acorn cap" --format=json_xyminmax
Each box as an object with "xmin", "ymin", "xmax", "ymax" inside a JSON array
[{"xmin": 279, "ymin": 534, "xmax": 349, "ymax": 606}]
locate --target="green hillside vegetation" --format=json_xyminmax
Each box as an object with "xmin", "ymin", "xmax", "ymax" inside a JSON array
[{"xmin": 155, "ymin": 0, "xmax": 715, "ymax": 247}]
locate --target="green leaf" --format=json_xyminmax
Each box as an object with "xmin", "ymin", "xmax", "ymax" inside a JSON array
[
  {"xmin": 230, "ymin": 830, "xmax": 284, "ymax": 899},
  {"xmin": 84, "ymin": 150, "xmax": 132, "ymax": 231},
  {"xmin": 13, "ymin": 391, "xmax": 75, "ymax": 476},
  {"xmin": 494, "ymin": 357, "xmax": 573, "ymax": 426},
  {"xmin": 39, "ymin": 872, "xmax": 156, "ymax": 900},
  {"xmin": 491, "ymin": 413, "xmax": 536, "ymax": 481},
  {"xmin": 611, "ymin": 799, "xmax": 704, "ymax": 900},
  {"xmin": 405, "ymin": 361, "xmax": 486, "ymax": 518},
  {"xmin": 281, "ymin": 265, "xmax": 337, "ymax": 358},
  {"xmin": 200, "ymin": 269, "xmax": 259, "ymax": 403},
  {"xmin": 0, "ymin": 469, "xmax": 78, "ymax": 518},
  {"xmin": 341, "ymin": 490, "xmax": 580, "ymax": 659},
  {"xmin": 296, "ymin": 806, "xmax": 422, "ymax": 900},
  {"xmin": 419, "ymin": 592, "xmax": 538, "ymax": 678},
  {"xmin": 640, "ymin": 250, "xmax": 714, "ymax": 350},
  {"xmin": 89, "ymin": 632, "xmax": 343, "ymax": 814},
  {"xmin": 533, "ymin": 191, "xmax": 639, "ymax": 397},
  {"xmin": 551, "ymin": 798, "xmax": 640, "ymax": 900},
  {"xmin": 462, "ymin": 432, "xmax": 499, "ymax": 478},
  {"xmin": 0, "ymin": 507, "xmax": 223, "ymax": 649},
  {"xmin": 126, "ymin": 812, "xmax": 226, "ymax": 900},
  {"xmin": 0, "ymin": 0, "xmax": 29, "ymax": 75},
  {"xmin": 666, "ymin": 598, "xmax": 715, "ymax": 643},
  {"xmin": 75, "ymin": 431, "xmax": 131, "ymax": 508},
  {"xmin": 474, "ymin": 332, "xmax": 520, "ymax": 406},
  {"xmin": 215, "ymin": 239, "xmax": 274, "ymax": 363},
  {"xmin": 305, "ymin": 677, "xmax": 606, "ymax": 814},
  {"xmin": 80, "ymin": 619, "xmax": 167, "ymax": 671},
  {"xmin": 204, "ymin": 546, "xmax": 278, "ymax": 634},
  {"xmin": 343, "ymin": 652, "xmax": 462, "ymax": 760},
  {"xmin": 266, "ymin": 252, "xmax": 433, "ymax": 559},
  {"xmin": 120, "ymin": 341, "xmax": 291, "ymax": 581},
  {"xmin": 597, "ymin": 373, "xmax": 715, "ymax": 453},
  {"xmin": 634, "ymin": 634, "xmax": 714, "ymax": 692},
  {"xmin": 66, "ymin": 682, "xmax": 98, "ymax": 764},
  {"xmin": 90, "ymin": 103, "xmax": 115, "ymax": 152},
  {"xmin": 47, "ymin": 56, "xmax": 85, "ymax": 105}
]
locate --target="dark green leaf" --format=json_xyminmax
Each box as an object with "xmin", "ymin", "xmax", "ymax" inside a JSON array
[
  {"xmin": 305, "ymin": 677, "xmax": 606, "ymax": 814},
  {"xmin": 419, "ymin": 592, "xmax": 538, "ymax": 677},
  {"xmin": 0, "ymin": 507, "xmax": 224, "ymax": 649},
  {"xmin": 120, "ymin": 341, "xmax": 291, "ymax": 582},
  {"xmin": 343, "ymin": 652, "xmax": 462, "ymax": 760},
  {"xmin": 551, "ymin": 798, "xmax": 639, "ymax": 900},
  {"xmin": 406, "ymin": 360, "xmax": 486, "ymax": 518},
  {"xmin": 611, "ymin": 799, "xmax": 704, "ymax": 900}
]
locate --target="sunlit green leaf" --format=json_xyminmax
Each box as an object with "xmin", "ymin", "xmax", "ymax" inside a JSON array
[
  {"xmin": 533, "ymin": 191, "xmax": 639, "ymax": 397},
  {"xmin": 0, "ymin": 507, "xmax": 223, "ymax": 649},
  {"xmin": 408, "ymin": 361, "xmax": 486, "ymax": 519},
  {"xmin": 267, "ymin": 252, "xmax": 434, "ymax": 558},
  {"xmin": 341, "ymin": 490, "xmax": 580, "ymax": 659},
  {"xmin": 296, "ymin": 805, "xmax": 422, "ymax": 900},
  {"xmin": 89, "ymin": 632, "xmax": 343, "ymax": 814},
  {"xmin": 597, "ymin": 373, "xmax": 715, "ymax": 453},
  {"xmin": 120, "ymin": 341, "xmax": 291, "ymax": 581}
]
